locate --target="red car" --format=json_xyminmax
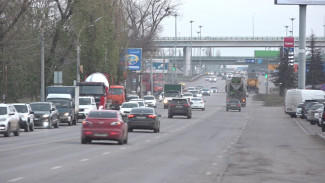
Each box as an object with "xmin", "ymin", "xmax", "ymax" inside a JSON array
[{"xmin": 81, "ymin": 110, "xmax": 128, "ymax": 145}]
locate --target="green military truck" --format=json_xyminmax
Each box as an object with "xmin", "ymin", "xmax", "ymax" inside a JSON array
[{"xmin": 162, "ymin": 84, "xmax": 183, "ymax": 109}]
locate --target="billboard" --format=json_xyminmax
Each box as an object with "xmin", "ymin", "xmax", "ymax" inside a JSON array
[
  {"xmin": 275, "ymin": 0, "xmax": 325, "ymax": 4},
  {"xmin": 127, "ymin": 48, "xmax": 142, "ymax": 70},
  {"xmin": 284, "ymin": 37, "xmax": 294, "ymax": 47}
]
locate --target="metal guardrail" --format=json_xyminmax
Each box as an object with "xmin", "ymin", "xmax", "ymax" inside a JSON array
[{"xmin": 155, "ymin": 36, "xmax": 325, "ymax": 41}]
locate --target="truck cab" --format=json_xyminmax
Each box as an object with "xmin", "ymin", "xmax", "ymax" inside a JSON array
[
  {"xmin": 108, "ymin": 85, "xmax": 126, "ymax": 110},
  {"xmin": 46, "ymin": 94, "xmax": 75, "ymax": 126}
]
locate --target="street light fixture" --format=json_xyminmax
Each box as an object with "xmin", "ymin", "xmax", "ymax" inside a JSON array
[
  {"xmin": 285, "ymin": 26, "xmax": 289, "ymax": 37},
  {"xmin": 290, "ymin": 18, "xmax": 295, "ymax": 37}
]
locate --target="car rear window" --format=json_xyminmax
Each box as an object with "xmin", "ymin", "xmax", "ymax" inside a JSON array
[
  {"xmin": 191, "ymin": 98, "xmax": 202, "ymax": 101},
  {"xmin": 228, "ymin": 99, "xmax": 240, "ymax": 103},
  {"xmin": 131, "ymin": 108, "xmax": 154, "ymax": 114},
  {"xmin": 121, "ymin": 103, "xmax": 138, "ymax": 108},
  {"xmin": 171, "ymin": 99, "xmax": 187, "ymax": 104},
  {"xmin": 13, "ymin": 105, "xmax": 28, "ymax": 113},
  {"xmin": 143, "ymin": 96, "xmax": 155, "ymax": 100},
  {"xmin": 88, "ymin": 111, "xmax": 117, "ymax": 118}
]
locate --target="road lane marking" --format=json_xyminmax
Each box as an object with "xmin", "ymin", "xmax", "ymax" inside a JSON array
[
  {"xmin": 120, "ymin": 147, "xmax": 126, "ymax": 150},
  {"xmin": 145, "ymin": 140, "xmax": 151, "ymax": 142},
  {"xmin": 155, "ymin": 136, "xmax": 160, "ymax": 138},
  {"xmin": 205, "ymin": 172, "xmax": 212, "ymax": 176},
  {"xmin": 51, "ymin": 166, "xmax": 62, "ymax": 170},
  {"xmin": 102, "ymin": 152, "xmax": 110, "ymax": 155},
  {"xmin": 80, "ymin": 159, "xmax": 89, "ymax": 162},
  {"xmin": 8, "ymin": 177, "xmax": 25, "ymax": 182},
  {"xmin": 294, "ymin": 118, "xmax": 311, "ymax": 135},
  {"xmin": 223, "ymin": 149, "xmax": 228, "ymax": 153},
  {"xmin": 212, "ymin": 162, "xmax": 218, "ymax": 166},
  {"xmin": 218, "ymin": 155, "xmax": 223, "ymax": 158}
]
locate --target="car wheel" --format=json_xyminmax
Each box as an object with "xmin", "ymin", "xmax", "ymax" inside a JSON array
[
  {"xmin": 187, "ymin": 114, "xmax": 191, "ymax": 119},
  {"xmin": 124, "ymin": 133, "xmax": 128, "ymax": 144},
  {"xmin": 317, "ymin": 120, "xmax": 322, "ymax": 127},
  {"xmin": 24, "ymin": 123, "xmax": 30, "ymax": 132},
  {"xmin": 202, "ymin": 108, "xmax": 205, "ymax": 111},
  {"xmin": 226, "ymin": 108, "xmax": 228, "ymax": 111},
  {"xmin": 322, "ymin": 122, "xmax": 325, "ymax": 132},
  {"xmin": 118, "ymin": 137, "xmax": 124, "ymax": 145},
  {"xmin": 30, "ymin": 122, "xmax": 34, "ymax": 131},
  {"xmin": 14, "ymin": 125, "xmax": 20, "ymax": 136},
  {"xmin": 54, "ymin": 120, "xmax": 59, "ymax": 128},
  {"xmin": 81, "ymin": 138, "xmax": 87, "ymax": 144},
  {"xmin": 310, "ymin": 120, "xmax": 316, "ymax": 125},
  {"xmin": 128, "ymin": 128, "xmax": 133, "ymax": 132},
  {"xmin": 4, "ymin": 123, "xmax": 10, "ymax": 137},
  {"xmin": 47, "ymin": 120, "xmax": 52, "ymax": 129},
  {"xmin": 154, "ymin": 129, "xmax": 158, "ymax": 133},
  {"xmin": 168, "ymin": 114, "xmax": 173, "ymax": 118},
  {"xmin": 239, "ymin": 109, "xmax": 241, "ymax": 112},
  {"xmin": 73, "ymin": 118, "xmax": 77, "ymax": 125},
  {"xmin": 68, "ymin": 120, "xmax": 72, "ymax": 126}
]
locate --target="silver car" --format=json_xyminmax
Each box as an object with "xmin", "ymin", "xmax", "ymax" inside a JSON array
[
  {"xmin": 0, "ymin": 104, "xmax": 20, "ymax": 137},
  {"xmin": 306, "ymin": 103, "xmax": 324, "ymax": 125}
]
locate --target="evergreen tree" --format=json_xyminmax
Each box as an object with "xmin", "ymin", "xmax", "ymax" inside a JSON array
[
  {"xmin": 271, "ymin": 48, "xmax": 297, "ymax": 96},
  {"xmin": 306, "ymin": 33, "xmax": 325, "ymax": 88}
]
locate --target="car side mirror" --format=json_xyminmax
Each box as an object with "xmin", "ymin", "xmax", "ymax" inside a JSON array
[{"xmin": 9, "ymin": 112, "xmax": 15, "ymax": 115}]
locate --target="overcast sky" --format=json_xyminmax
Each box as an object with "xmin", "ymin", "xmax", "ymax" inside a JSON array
[{"xmin": 159, "ymin": 0, "xmax": 325, "ymax": 56}]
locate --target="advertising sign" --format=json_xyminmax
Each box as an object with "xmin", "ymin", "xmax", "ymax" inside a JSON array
[
  {"xmin": 284, "ymin": 37, "xmax": 294, "ymax": 48},
  {"xmin": 275, "ymin": 0, "xmax": 325, "ymax": 4},
  {"xmin": 127, "ymin": 48, "xmax": 142, "ymax": 70}
]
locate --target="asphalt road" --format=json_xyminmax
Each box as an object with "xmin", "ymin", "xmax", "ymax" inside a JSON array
[{"xmin": 1, "ymin": 76, "xmax": 325, "ymax": 183}]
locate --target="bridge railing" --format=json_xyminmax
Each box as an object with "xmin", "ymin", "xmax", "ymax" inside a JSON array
[{"xmin": 155, "ymin": 36, "xmax": 325, "ymax": 41}]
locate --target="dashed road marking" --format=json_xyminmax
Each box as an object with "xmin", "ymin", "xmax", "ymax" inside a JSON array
[
  {"xmin": 80, "ymin": 159, "xmax": 89, "ymax": 162},
  {"xmin": 8, "ymin": 177, "xmax": 25, "ymax": 182},
  {"xmin": 51, "ymin": 166, "xmax": 62, "ymax": 170},
  {"xmin": 206, "ymin": 172, "xmax": 212, "ymax": 176},
  {"xmin": 102, "ymin": 152, "xmax": 110, "ymax": 155},
  {"xmin": 218, "ymin": 155, "xmax": 223, "ymax": 158},
  {"xmin": 120, "ymin": 147, "xmax": 126, "ymax": 150},
  {"xmin": 212, "ymin": 162, "xmax": 218, "ymax": 166}
]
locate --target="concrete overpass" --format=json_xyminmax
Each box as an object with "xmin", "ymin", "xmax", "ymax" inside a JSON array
[{"xmin": 153, "ymin": 36, "xmax": 325, "ymax": 76}]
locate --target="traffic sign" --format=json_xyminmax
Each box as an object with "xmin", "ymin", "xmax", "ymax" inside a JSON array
[
  {"xmin": 245, "ymin": 59, "xmax": 255, "ymax": 63},
  {"xmin": 257, "ymin": 58, "xmax": 263, "ymax": 64}
]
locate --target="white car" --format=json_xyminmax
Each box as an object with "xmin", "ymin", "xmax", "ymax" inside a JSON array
[
  {"xmin": 0, "ymin": 104, "xmax": 20, "ymax": 137},
  {"xmin": 119, "ymin": 102, "xmax": 139, "ymax": 118},
  {"xmin": 78, "ymin": 96, "xmax": 97, "ymax": 122},
  {"xmin": 13, "ymin": 103, "xmax": 35, "ymax": 132},
  {"xmin": 209, "ymin": 76, "xmax": 217, "ymax": 82},
  {"xmin": 130, "ymin": 99, "xmax": 146, "ymax": 107},
  {"xmin": 143, "ymin": 95, "xmax": 157, "ymax": 108},
  {"xmin": 191, "ymin": 97, "xmax": 205, "ymax": 110},
  {"xmin": 183, "ymin": 92, "xmax": 193, "ymax": 102}
]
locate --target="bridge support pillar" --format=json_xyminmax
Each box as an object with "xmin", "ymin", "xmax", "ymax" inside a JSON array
[{"xmin": 183, "ymin": 46, "xmax": 191, "ymax": 76}]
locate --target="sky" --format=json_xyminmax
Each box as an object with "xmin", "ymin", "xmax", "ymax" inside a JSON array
[{"xmin": 159, "ymin": 0, "xmax": 325, "ymax": 56}]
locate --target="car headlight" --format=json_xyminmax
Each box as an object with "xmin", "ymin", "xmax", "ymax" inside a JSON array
[
  {"xmin": 20, "ymin": 114, "xmax": 28, "ymax": 119},
  {"xmin": 163, "ymin": 99, "xmax": 168, "ymax": 104},
  {"xmin": 42, "ymin": 114, "xmax": 49, "ymax": 118},
  {"xmin": 64, "ymin": 112, "xmax": 69, "ymax": 116}
]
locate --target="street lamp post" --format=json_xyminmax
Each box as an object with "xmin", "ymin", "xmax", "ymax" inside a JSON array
[
  {"xmin": 290, "ymin": 18, "xmax": 295, "ymax": 37},
  {"xmin": 199, "ymin": 25, "xmax": 203, "ymax": 74},
  {"xmin": 285, "ymin": 26, "xmax": 289, "ymax": 37},
  {"xmin": 323, "ymin": 25, "xmax": 325, "ymax": 38},
  {"xmin": 190, "ymin": 20, "xmax": 194, "ymax": 76},
  {"xmin": 173, "ymin": 14, "xmax": 177, "ymax": 83}
]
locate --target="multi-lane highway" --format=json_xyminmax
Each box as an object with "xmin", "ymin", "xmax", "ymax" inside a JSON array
[{"xmin": 1, "ymin": 76, "xmax": 325, "ymax": 183}]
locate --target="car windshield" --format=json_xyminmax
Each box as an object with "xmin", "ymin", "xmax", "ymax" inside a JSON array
[
  {"xmin": 183, "ymin": 93, "xmax": 192, "ymax": 96},
  {"xmin": 310, "ymin": 104, "xmax": 323, "ymax": 110},
  {"xmin": 211, "ymin": 87, "xmax": 217, "ymax": 89},
  {"xmin": 0, "ymin": 107, "xmax": 7, "ymax": 115},
  {"xmin": 143, "ymin": 96, "xmax": 155, "ymax": 100},
  {"xmin": 190, "ymin": 91, "xmax": 198, "ymax": 94},
  {"xmin": 80, "ymin": 85, "xmax": 105, "ymax": 95},
  {"xmin": 47, "ymin": 99, "xmax": 70, "ymax": 108},
  {"xmin": 88, "ymin": 111, "xmax": 117, "ymax": 118},
  {"xmin": 202, "ymin": 89, "xmax": 209, "ymax": 91},
  {"xmin": 79, "ymin": 98, "xmax": 92, "ymax": 105},
  {"xmin": 228, "ymin": 99, "xmax": 240, "ymax": 104},
  {"xmin": 13, "ymin": 105, "xmax": 28, "ymax": 113},
  {"xmin": 109, "ymin": 88, "xmax": 123, "ymax": 95},
  {"xmin": 121, "ymin": 103, "xmax": 138, "ymax": 108},
  {"xmin": 131, "ymin": 108, "xmax": 154, "ymax": 114},
  {"xmin": 165, "ymin": 92, "xmax": 179, "ymax": 97},
  {"xmin": 30, "ymin": 104, "xmax": 51, "ymax": 111},
  {"xmin": 137, "ymin": 102, "xmax": 144, "ymax": 107}
]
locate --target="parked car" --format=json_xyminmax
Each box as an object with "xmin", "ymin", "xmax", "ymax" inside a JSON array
[
  {"xmin": 0, "ymin": 104, "xmax": 20, "ymax": 137},
  {"xmin": 81, "ymin": 110, "xmax": 128, "ymax": 145},
  {"xmin": 306, "ymin": 103, "xmax": 324, "ymax": 125},
  {"xmin": 190, "ymin": 97, "xmax": 205, "ymax": 110},
  {"xmin": 30, "ymin": 102, "xmax": 60, "ymax": 129},
  {"xmin": 205, "ymin": 76, "xmax": 211, "ymax": 81},
  {"xmin": 13, "ymin": 103, "xmax": 35, "ymax": 132},
  {"xmin": 301, "ymin": 101, "xmax": 319, "ymax": 119},
  {"xmin": 226, "ymin": 98, "xmax": 241, "ymax": 112},
  {"xmin": 168, "ymin": 98, "xmax": 192, "ymax": 118},
  {"xmin": 119, "ymin": 102, "xmax": 139, "ymax": 120},
  {"xmin": 210, "ymin": 87, "xmax": 218, "ymax": 93},
  {"xmin": 78, "ymin": 96, "xmax": 97, "ymax": 122},
  {"xmin": 143, "ymin": 95, "xmax": 157, "ymax": 108},
  {"xmin": 201, "ymin": 88, "xmax": 211, "ymax": 96},
  {"xmin": 127, "ymin": 107, "xmax": 161, "ymax": 133},
  {"xmin": 296, "ymin": 103, "xmax": 303, "ymax": 118}
]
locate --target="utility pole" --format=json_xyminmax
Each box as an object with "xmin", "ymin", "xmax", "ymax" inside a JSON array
[
  {"xmin": 285, "ymin": 26, "xmax": 289, "ymax": 37},
  {"xmin": 173, "ymin": 14, "xmax": 177, "ymax": 83},
  {"xmin": 150, "ymin": 54, "xmax": 153, "ymax": 95},
  {"xmin": 290, "ymin": 18, "xmax": 295, "ymax": 37},
  {"xmin": 190, "ymin": 20, "xmax": 194, "ymax": 76},
  {"xmin": 199, "ymin": 25, "xmax": 203, "ymax": 74},
  {"xmin": 40, "ymin": 27, "xmax": 45, "ymax": 102}
]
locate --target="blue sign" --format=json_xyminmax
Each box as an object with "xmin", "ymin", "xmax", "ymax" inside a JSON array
[
  {"xmin": 153, "ymin": 63, "xmax": 168, "ymax": 70},
  {"xmin": 257, "ymin": 58, "xmax": 263, "ymax": 64},
  {"xmin": 127, "ymin": 48, "xmax": 142, "ymax": 70},
  {"xmin": 283, "ymin": 47, "xmax": 294, "ymax": 52},
  {"xmin": 245, "ymin": 59, "xmax": 256, "ymax": 63}
]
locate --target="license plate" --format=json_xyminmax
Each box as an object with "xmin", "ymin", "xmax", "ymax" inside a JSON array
[
  {"xmin": 231, "ymin": 105, "xmax": 236, "ymax": 107},
  {"xmin": 94, "ymin": 133, "xmax": 108, "ymax": 137},
  {"xmin": 136, "ymin": 116, "xmax": 146, "ymax": 119},
  {"xmin": 176, "ymin": 106, "xmax": 183, "ymax": 108},
  {"xmin": 34, "ymin": 118, "xmax": 39, "ymax": 120},
  {"xmin": 0, "ymin": 127, "xmax": 5, "ymax": 130}
]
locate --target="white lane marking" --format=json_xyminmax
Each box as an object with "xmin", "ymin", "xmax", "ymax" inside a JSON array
[
  {"xmin": 120, "ymin": 147, "xmax": 126, "ymax": 150},
  {"xmin": 218, "ymin": 155, "xmax": 223, "ymax": 158},
  {"xmin": 294, "ymin": 118, "xmax": 311, "ymax": 135},
  {"xmin": 155, "ymin": 136, "xmax": 160, "ymax": 139},
  {"xmin": 145, "ymin": 140, "xmax": 151, "ymax": 142},
  {"xmin": 102, "ymin": 152, "xmax": 110, "ymax": 155},
  {"xmin": 8, "ymin": 177, "xmax": 25, "ymax": 182},
  {"xmin": 212, "ymin": 162, "xmax": 218, "ymax": 166},
  {"xmin": 206, "ymin": 172, "xmax": 212, "ymax": 176},
  {"xmin": 51, "ymin": 166, "xmax": 62, "ymax": 170},
  {"xmin": 80, "ymin": 159, "xmax": 89, "ymax": 162},
  {"xmin": 223, "ymin": 149, "xmax": 228, "ymax": 153},
  {"xmin": 135, "ymin": 143, "xmax": 139, "ymax": 146}
]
